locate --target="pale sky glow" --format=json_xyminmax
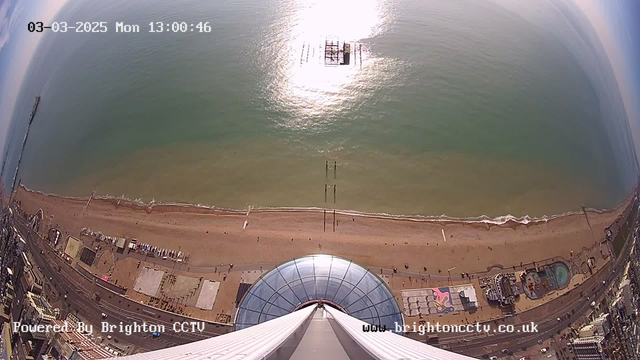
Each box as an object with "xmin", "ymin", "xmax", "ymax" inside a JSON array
[
  {"xmin": 0, "ymin": 0, "xmax": 23, "ymax": 51},
  {"xmin": 0, "ymin": 0, "xmax": 67, "ymax": 154},
  {"xmin": 571, "ymin": 0, "xmax": 640, "ymax": 161}
]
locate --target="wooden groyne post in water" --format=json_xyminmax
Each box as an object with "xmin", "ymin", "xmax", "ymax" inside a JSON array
[
  {"xmin": 333, "ymin": 210, "xmax": 336, "ymax": 232},
  {"xmin": 325, "ymin": 184, "xmax": 327, "ymax": 203},
  {"xmin": 333, "ymin": 185, "xmax": 336, "ymax": 204},
  {"xmin": 334, "ymin": 161, "xmax": 337, "ymax": 179},
  {"xmin": 324, "ymin": 210, "xmax": 326, "ymax": 232}
]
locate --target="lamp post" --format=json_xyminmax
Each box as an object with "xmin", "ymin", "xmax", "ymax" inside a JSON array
[{"xmin": 447, "ymin": 267, "xmax": 456, "ymax": 284}]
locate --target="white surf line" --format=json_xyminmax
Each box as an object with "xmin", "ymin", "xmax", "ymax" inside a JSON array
[{"xmin": 441, "ymin": 228, "xmax": 447, "ymax": 242}]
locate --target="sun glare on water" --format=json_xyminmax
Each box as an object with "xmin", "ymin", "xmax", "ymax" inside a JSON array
[{"xmin": 263, "ymin": 0, "xmax": 395, "ymax": 128}]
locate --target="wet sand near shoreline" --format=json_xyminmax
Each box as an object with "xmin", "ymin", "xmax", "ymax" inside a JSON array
[{"xmin": 15, "ymin": 186, "xmax": 627, "ymax": 274}]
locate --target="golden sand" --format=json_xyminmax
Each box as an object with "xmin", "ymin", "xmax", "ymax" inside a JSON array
[{"xmin": 15, "ymin": 186, "xmax": 626, "ymax": 274}]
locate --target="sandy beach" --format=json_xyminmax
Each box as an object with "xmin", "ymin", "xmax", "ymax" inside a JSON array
[{"xmin": 14, "ymin": 185, "xmax": 628, "ymax": 274}]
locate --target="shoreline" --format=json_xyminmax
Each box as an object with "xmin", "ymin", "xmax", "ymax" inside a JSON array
[
  {"xmin": 12, "ymin": 183, "xmax": 632, "ymax": 273},
  {"xmin": 16, "ymin": 184, "xmax": 631, "ymax": 228}
]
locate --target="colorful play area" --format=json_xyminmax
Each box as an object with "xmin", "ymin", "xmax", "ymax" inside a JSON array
[
  {"xmin": 522, "ymin": 261, "xmax": 571, "ymax": 300},
  {"xmin": 401, "ymin": 285, "xmax": 478, "ymax": 316}
]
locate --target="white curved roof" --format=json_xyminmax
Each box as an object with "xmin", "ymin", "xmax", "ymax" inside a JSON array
[
  {"xmin": 236, "ymin": 255, "xmax": 403, "ymax": 332},
  {"xmin": 110, "ymin": 305, "xmax": 315, "ymax": 360},
  {"xmin": 110, "ymin": 304, "xmax": 477, "ymax": 360},
  {"xmin": 325, "ymin": 305, "xmax": 476, "ymax": 360}
]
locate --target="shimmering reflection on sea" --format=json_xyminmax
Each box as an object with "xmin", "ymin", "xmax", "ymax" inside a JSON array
[
  {"xmin": 5, "ymin": 0, "xmax": 635, "ymax": 218},
  {"xmin": 256, "ymin": 0, "xmax": 398, "ymax": 133}
]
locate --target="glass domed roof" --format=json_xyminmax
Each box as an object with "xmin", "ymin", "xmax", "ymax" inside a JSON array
[{"xmin": 235, "ymin": 255, "xmax": 403, "ymax": 331}]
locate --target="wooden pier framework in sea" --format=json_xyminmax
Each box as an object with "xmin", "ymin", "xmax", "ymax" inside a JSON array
[{"xmin": 300, "ymin": 36, "xmax": 363, "ymax": 68}]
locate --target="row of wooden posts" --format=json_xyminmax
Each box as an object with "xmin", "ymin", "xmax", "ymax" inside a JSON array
[
  {"xmin": 324, "ymin": 184, "xmax": 336, "ymax": 204},
  {"xmin": 323, "ymin": 209, "xmax": 338, "ymax": 232},
  {"xmin": 325, "ymin": 161, "xmax": 337, "ymax": 232}
]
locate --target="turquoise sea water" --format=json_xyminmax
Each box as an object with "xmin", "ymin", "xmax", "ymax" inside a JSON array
[{"xmin": 3, "ymin": 0, "xmax": 638, "ymax": 218}]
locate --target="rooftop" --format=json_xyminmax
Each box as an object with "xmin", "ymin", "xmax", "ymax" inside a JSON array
[
  {"xmin": 573, "ymin": 335, "xmax": 605, "ymax": 344},
  {"xmin": 113, "ymin": 304, "xmax": 475, "ymax": 360},
  {"xmin": 235, "ymin": 255, "xmax": 403, "ymax": 332},
  {"xmin": 49, "ymin": 320, "xmax": 112, "ymax": 360},
  {"xmin": 26, "ymin": 292, "xmax": 55, "ymax": 319}
]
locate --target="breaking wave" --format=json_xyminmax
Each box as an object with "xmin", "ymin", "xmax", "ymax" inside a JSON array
[{"xmin": 18, "ymin": 184, "xmax": 623, "ymax": 226}]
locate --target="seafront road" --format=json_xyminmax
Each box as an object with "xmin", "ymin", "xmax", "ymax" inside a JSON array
[{"xmin": 12, "ymin": 209, "xmax": 636, "ymax": 357}]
